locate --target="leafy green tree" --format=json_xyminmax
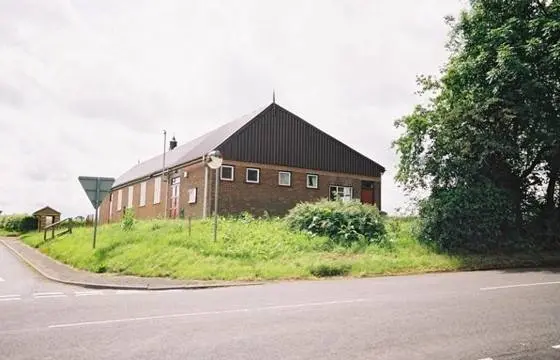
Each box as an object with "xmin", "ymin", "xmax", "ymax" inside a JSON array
[{"xmin": 393, "ymin": 0, "xmax": 560, "ymax": 251}]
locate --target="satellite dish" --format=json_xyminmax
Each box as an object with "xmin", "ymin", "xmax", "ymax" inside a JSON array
[{"xmin": 205, "ymin": 150, "xmax": 223, "ymax": 169}]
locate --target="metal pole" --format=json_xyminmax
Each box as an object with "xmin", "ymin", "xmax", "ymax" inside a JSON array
[
  {"xmin": 188, "ymin": 216, "xmax": 191, "ymax": 237},
  {"xmin": 203, "ymin": 159, "xmax": 208, "ymax": 218},
  {"xmin": 213, "ymin": 168, "xmax": 219, "ymax": 241},
  {"xmin": 162, "ymin": 130, "xmax": 168, "ymax": 219},
  {"xmin": 93, "ymin": 177, "xmax": 100, "ymax": 249}
]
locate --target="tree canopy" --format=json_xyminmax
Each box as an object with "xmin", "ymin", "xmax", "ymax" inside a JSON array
[{"xmin": 393, "ymin": 0, "xmax": 560, "ymax": 252}]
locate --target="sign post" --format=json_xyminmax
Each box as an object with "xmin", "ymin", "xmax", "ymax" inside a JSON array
[
  {"xmin": 204, "ymin": 150, "xmax": 223, "ymax": 242},
  {"xmin": 78, "ymin": 176, "xmax": 115, "ymax": 249}
]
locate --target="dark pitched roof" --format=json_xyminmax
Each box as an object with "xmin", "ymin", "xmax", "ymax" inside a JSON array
[
  {"xmin": 113, "ymin": 105, "xmax": 268, "ymax": 188},
  {"xmin": 113, "ymin": 102, "xmax": 385, "ymax": 188},
  {"xmin": 33, "ymin": 206, "xmax": 61, "ymax": 216}
]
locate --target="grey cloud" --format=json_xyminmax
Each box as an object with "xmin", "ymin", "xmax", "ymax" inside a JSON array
[{"xmin": 0, "ymin": 82, "xmax": 24, "ymax": 107}]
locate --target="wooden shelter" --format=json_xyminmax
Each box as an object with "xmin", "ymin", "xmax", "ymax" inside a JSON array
[{"xmin": 33, "ymin": 206, "xmax": 61, "ymax": 231}]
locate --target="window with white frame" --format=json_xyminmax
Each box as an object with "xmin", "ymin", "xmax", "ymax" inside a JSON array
[
  {"xmin": 220, "ymin": 165, "xmax": 234, "ymax": 181},
  {"xmin": 329, "ymin": 185, "xmax": 353, "ymax": 202},
  {"xmin": 117, "ymin": 189, "xmax": 123, "ymax": 211},
  {"xmin": 246, "ymin": 168, "xmax": 260, "ymax": 183},
  {"xmin": 127, "ymin": 186, "xmax": 134, "ymax": 207},
  {"xmin": 139, "ymin": 181, "xmax": 147, "ymax": 206},
  {"xmin": 154, "ymin": 177, "xmax": 162, "ymax": 204},
  {"xmin": 278, "ymin": 171, "xmax": 291, "ymax": 186},
  {"xmin": 306, "ymin": 174, "xmax": 319, "ymax": 189}
]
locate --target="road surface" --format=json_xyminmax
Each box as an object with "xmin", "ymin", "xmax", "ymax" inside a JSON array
[{"xmin": 1, "ymin": 242, "xmax": 559, "ymax": 360}]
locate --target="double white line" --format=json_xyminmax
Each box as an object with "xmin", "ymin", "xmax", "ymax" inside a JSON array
[
  {"xmin": 0, "ymin": 294, "xmax": 21, "ymax": 302},
  {"xmin": 33, "ymin": 292, "xmax": 66, "ymax": 299}
]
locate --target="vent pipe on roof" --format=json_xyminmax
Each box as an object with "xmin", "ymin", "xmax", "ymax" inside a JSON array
[{"xmin": 169, "ymin": 136, "xmax": 177, "ymax": 150}]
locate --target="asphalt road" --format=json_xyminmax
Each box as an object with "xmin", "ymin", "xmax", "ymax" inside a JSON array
[{"xmin": 1, "ymin": 243, "xmax": 559, "ymax": 360}]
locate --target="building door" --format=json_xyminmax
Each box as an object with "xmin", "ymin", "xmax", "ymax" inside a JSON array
[
  {"xmin": 360, "ymin": 188, "xmax": 374, "ymax": 205},
  {"xmin": 169, "ymin": 177, "xmax": 181, "ymax": 218}
]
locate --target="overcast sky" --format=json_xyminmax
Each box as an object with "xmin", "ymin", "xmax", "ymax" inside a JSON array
[{"xmin": 0, "ymin": 0, "xmax": 466, "ymax": 217}]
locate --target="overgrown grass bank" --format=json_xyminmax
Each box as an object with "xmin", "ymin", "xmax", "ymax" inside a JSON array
[{"xmin": 20, "ymin": 217, "xmax": 560, "ymax": 281}]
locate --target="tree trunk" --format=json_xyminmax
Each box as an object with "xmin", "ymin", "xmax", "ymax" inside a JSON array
[{"xmin": 546, "ymin": 172, "xmax": 558, "ymax": 211}]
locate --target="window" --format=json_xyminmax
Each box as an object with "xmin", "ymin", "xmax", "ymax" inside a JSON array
[
  {"xmin": 246, "ymin": 168, "xmax": 260, "ymax": 183},
  {"xmin": 154, "ymin": 177, "xmax": 162, "ymax": 204},
  {"xmin": 127, "ymin": 186, "xmax": 134, "ymax": 208},
  {"xmin": 278, "ymin": 171, "xmax": 291, "ymax": 186},
  {"xmin": 220, "ymin": 165, "xmax": 234, "ymax": 181},
  {"xmin": 139, "ymin": 182, "xmax": 147, "ymax": 207},
  {"xmin": 188, "ymin": 188, "xmax": 197, "ymax": 204},
  {"xmin": 117, "ymin": 189, "xmax": 123, "ymax": 211},
  {"xmin": 306, "ymin": 174, "xmax": 319, "ymax": 189},
  {"xmin": 329, "ymin": 185, "xmax": 353, "ymax": 202}
]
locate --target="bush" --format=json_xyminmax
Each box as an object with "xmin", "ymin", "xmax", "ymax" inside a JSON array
[
  {"xmin": 0, "ymin": 214, "xmax": 37, "ymax": 233},
  {"xmin": 121, "ymin": 208, "xmax": 136, "ymax": 232},
  {"xmin": 309, "ymin": 262, "xmax": 352, "ymax": 277},
  {"xmin": 285, "ymin": 198, "xmax": 387, "ymax": 244},
  {"xmin": 418, "ymin": 182, "xmax": 516, "ymax": 253}
]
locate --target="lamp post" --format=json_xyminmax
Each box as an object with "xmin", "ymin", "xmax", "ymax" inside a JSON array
[{"xmin": 204, "ymin": 150, "xmax": 223, "ymax": 241}]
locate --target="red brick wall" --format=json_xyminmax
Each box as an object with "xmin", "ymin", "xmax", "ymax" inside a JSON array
[
  {"xmin": 99, "ymin": 160, "xmax": 382, "ymax": 222},
  {"xmin": 99, "ymin": 162, "xmax": 206, "ymax": 223},
  {"xmin": 215, "ymin": 161, "xmax": 381, "ymax": 217}
]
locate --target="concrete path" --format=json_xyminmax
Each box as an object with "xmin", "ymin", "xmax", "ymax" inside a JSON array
[
  {"xmin": 1, "ymin": 238, "xmax": 560, "ymax": 359},
  {"xmin": 0, "ymin": 237, "xmax": 258, "ymax": 290}
]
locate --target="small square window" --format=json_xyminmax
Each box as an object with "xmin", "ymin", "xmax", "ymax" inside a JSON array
[
  {"xmin": 220, "ymin": 165, "xmax": 234, "ymax": 181},
  {"xmin": 306, "ymin": 174, "xmax": 319, "ymax": 189},
  {"xmin": 246, "ymin": 168, "xmax": 260, "ymax": 183},
  {"xmin": 278, "ymin": 171, "xmax": 291, "ymax": 186}
]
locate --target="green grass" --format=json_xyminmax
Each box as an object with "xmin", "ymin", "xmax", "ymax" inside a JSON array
[
  {"xmin": 19, "ymin": 217, "xmax": 560, "ymax": 281},
  {"xmin": 0, "ymin": 229, "xmax": 18, "ymax": 237}
]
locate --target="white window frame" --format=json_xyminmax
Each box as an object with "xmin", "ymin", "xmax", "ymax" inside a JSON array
[
  {"xmin": 154, "ymin": 177, "xmax": 162, "ymax": 204},
  {"xmin": 329, "ymin": 185, "xmax": 353, "ymax": 202},
  {"xmin": 278, "ymin": 171, "xmax": 291, "ymax": 186},
  {"xmin": 306, "ymin": 174, "xmax": 319, "ymax": 189},
  {"xmin": 246, "ymin": 168, "xmax": 260, "ymax": 183},
  {"xmin": 139, "ymin": 181, "xmax": 147, "ymax": 207},
  {"xmin": 117, "ymin": 189, "xmax": 123, "ymax": 211},
  {"xmin": 127, "ymin": 185, "xmax": 134, "ymax": 208},
  {"xmin": 220, "ymin": 165, "xmax": 234, "ymax": 181}
]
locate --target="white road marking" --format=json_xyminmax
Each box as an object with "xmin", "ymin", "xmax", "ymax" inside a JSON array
[
  {"xmin": 552, "ymin": 345, "xmax": 560, "ymax": 349},
  {"xmin": 480, "ymin": 281, "xmax": 560, "ymax": 291},
  {"xmin": 0, "ymin": 297, "xmax": 20, "ymax": 302},
  {"xmin": 48, "ymin": 298, "xmax": 367, "ymax": 329},
  {"xmin": 0, "ymin": 277, "xmax": 4, "ymax": 282},
  {"xmin": 34, "ymin": 294, "xmax": 67, "ymax": 299},
  {"xmin": 0, "ymin": 294, "xmax": 20, "ymax": 298},
  {"xmin": 75, "ymin": 291, "xmax": 104, "ymax": 297},
  {"xmin": 33, "ymin": 292, "xmax": 64, "ymax": 296},
  {"xmin": 478, "ymin": 358, "xmax": 493, "ymax": 360}
]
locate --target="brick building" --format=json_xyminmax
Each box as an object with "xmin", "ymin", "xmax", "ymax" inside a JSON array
[{"xmin": 99, "ymin": 102, "xmax": 385, "ymax": 223}]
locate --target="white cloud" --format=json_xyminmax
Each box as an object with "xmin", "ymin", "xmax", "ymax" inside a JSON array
[{"xmin": 0, "ymin": 0, "xmax": 466, "ymax": 217}]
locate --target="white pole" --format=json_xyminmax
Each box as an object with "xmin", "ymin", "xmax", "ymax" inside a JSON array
[
  {"xmin": 162, "ymin": 130, "xmax": 168, "ymax": 219},
  {"xmin": 203, "ymin": 158, "xmax": 209, "ymax": 219},
  {"xmin": 213, "ymin": 168, "xmax": 219, "ymax": 241}
]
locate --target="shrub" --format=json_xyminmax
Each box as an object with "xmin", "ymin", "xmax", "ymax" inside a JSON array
[
  {"xmin": 309, "ymin": 262, "xmax": 352, "ymax": 277},
  {"xmin": 121, "ymin": 208, "xmax": 136, "ymax": 232},
  {"xmin": 19, "ymin": 216, "xmax": 38, "ymax": 232},
  {"xmin": 0, "ymin": 214, "xmax": 37, "ymax": 233},
  {"xmin": 285, "ymin": 198, "xmax": 387, "ymax": 244},
  {"xmin": 418, "ymin": 182, "xmax": 516, "ymax": 253}
]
